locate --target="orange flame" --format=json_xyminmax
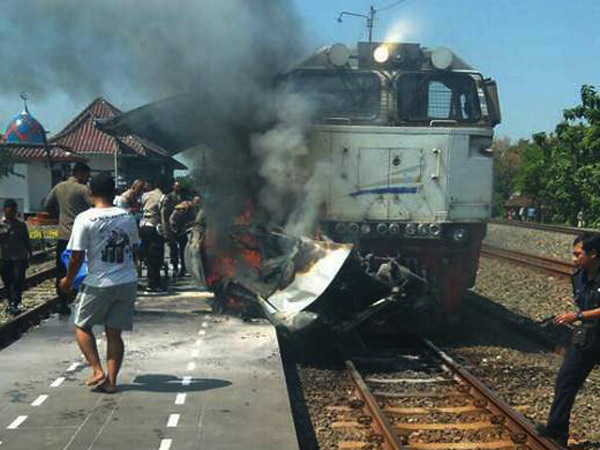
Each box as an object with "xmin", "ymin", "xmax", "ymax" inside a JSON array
[{"xmin": 205, "ymin": 202, "xmax": 262, "ymax": 288}]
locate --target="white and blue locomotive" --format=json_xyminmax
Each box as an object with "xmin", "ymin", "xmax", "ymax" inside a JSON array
[{"xmin": 281, "ymin": 42, "xmax": 501, "ymax": 316}]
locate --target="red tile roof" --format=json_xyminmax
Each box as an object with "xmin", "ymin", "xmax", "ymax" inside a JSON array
[
  {"xmin": 0, "ymin": 143, "xmax": 86, "ymax": 162},
  {"xmin": 50, "ymin": 97, "xmax": 171, "ymax": 159}
]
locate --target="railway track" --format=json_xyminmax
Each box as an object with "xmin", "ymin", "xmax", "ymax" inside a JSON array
[
  {"xmin": 0, "ymin": 252, "xmax": 59, "ymax": 349},
  {"xmin": 480, "ymin": 244, "xmax": 574, "ymax": 279},
  {"xmin": 334, "ymin": 337, "xmax": 564, "ymax": 450},
  {"xmin": 490, "ymin": 220, "xmax": 599, "ymax": 237}
]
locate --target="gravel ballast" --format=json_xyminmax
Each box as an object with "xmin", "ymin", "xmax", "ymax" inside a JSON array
[{"xmin": 485, "ymin": 223, "xmax": 574, "ymax": 262}]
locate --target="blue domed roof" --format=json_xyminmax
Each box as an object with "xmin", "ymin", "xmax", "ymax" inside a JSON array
[{"xmin": 3, "ymin": 107, "xmax": 45, "ymax": 145}]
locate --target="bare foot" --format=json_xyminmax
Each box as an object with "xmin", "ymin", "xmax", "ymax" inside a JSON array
[{"xmin": 85, "ymin": 371, "xmax": 106, "ymax": 386}]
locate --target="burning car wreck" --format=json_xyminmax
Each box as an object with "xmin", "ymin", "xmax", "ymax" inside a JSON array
[{"xmin": 186, "ymin": 219, "xmax": 444, "ymax": 339}]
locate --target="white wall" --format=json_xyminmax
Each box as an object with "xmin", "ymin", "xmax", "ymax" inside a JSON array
[
  {"xmin": 27, "ymin": 162, "xmax": 52, "ymax": 213},
  {"xmin": 0, "ymin": 155, "xmax": 117, "ymax": 215},
  {"xmin": 0, "ymin": 163, "xmax": 30, "ymax": 213}
]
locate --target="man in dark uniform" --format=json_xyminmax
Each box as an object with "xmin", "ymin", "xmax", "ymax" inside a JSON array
[
  {"xmin": 165, "ymin": 181, "xmax": 184, "ymax": 276},
  {"xmin": 0, "ymin": 199, "xmax": 33, "ymax": 315},
  {"xmin": 44, "ymin": 162, "xmax": 92, "ymax": 314},
  {"xmin": 539, "ymin": 234, "xmax": 600, "ymax": 447}
]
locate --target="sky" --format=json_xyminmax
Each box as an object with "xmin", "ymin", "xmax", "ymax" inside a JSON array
[{"xmin": 0, "ymin": 0, "xmax": 599, "ymax": 142}]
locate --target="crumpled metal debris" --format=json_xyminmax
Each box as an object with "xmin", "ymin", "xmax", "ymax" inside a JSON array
[{"xmin": 187, "ymin": 223, "xmax": 439, "ymax": 334}]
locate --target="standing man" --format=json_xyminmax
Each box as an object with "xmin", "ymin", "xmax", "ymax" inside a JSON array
[
  {"xmin": 577, "ymin": 208, "xmax": 586, "ymax": 228},
  {"xmin": 59, "ymin": 173, "xmax": 139, "ymax": 393},
  {"xmin": 44, "ymin": 162, "xmax": 93, "ymax": 315},
  {"xmin": 539, "ymin": 234, "xmax": 600, "ymax": 446},
  {"xmin": 139, "ymin": 175, "xmax": 172, "ymax": 291},
  {"xmin": 165, "ymin": 181, "xmax": 183, "ymax": 276},
  {"xmin": 114, "ymin": 179, "xmax": 144, "ymax": 213},
  {"xmin": 0, "ymin": 199, "xmax": 33, "ymax": 315},
  {"xmin": 169, "ymin": 200, "xmax": 197, "ymax": 277}
]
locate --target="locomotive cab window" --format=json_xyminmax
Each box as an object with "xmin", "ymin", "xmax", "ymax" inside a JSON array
[
  {"xmin": 281, "ymin": 71, "xmax": 382, "ymax": 122},
  {"xmin": 396, "ymin": 72, "xmax": 481, "ymax": 123}
]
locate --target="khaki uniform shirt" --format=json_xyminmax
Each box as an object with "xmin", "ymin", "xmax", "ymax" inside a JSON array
[
  {"xmin": 170, "ymin": 203, "xmax": 195, "ymax": 236},
  {"xmin": 140, "ymin": 189, "xmax": 164, "ymax": 228},
  {"xmin": 44, "ymin": 177, "xmax": 93, "ymax": 240},
  {"xmin": 0, "ymin": 218, "xmax": 32, "ymax": 261}
]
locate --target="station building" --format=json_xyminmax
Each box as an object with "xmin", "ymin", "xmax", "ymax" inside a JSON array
[
  {"xmin": 49, "ymin": 97, "xmax": 185, "ymax": 187},
  {"xmin": 0, "ymin": 97, "xmax": 185, "ymax": 214}
]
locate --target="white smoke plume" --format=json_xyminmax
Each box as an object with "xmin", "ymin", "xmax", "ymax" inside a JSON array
[
  {"xmin": 250, "ymin": 93, "xmax": 315, "ymax": 224},
  {"xmin": 284, "ymin": 161, "xmax": 335, "ymax": 237}
]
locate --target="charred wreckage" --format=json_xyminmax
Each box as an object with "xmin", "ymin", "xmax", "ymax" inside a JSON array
[{"xmin": 186, "ymin": 220, "xmax": 442, "ymax": 339}]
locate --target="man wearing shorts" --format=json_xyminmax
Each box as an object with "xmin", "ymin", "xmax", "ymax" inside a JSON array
[{"xmin": 60, "ymin": 173, "xmax": 139, "ymax": 393}]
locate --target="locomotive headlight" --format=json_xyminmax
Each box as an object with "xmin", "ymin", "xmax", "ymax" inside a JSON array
[
  {"xmin": 349, "ymin": 223, "xmax": 360, "ymax": 234},
  {"xmin": 373, "ymin": 45, "xmax": 390, "ymax": 63},
  {"xmin": 335, "ymin": 222, "xmax": 347, "ymax": 234},
  {"xmin": 417, "ymin": 223, "xmax": 429, "ymax": 236},
  {"xmin": 376, "ymin": 223, "xmax": 388, "ymax": 235},
  {"xmin": 360, "ymin": 224, "xmax": 372, "ymax": 235},
  {"xmin": 451, "ymin": 227, "xmax": 469, "ymax": 243},
  {"xmin": 389, "ymin": 223, "xmax": 401, "ymax": 235},
  {"xmin": 405, "ymin": 223, "xmax": 417, "ymax": 236},
  {"xmin": 429, "ymin": 223, "xmax": 442, "ymax": 237}
]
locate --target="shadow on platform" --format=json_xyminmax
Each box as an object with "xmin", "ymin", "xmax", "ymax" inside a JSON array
[{"xmin": 116, "ymin": 374, "xmax": 232, "ymax": 393}]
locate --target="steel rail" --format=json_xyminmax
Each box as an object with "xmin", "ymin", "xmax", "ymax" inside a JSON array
[
  {"xmin": 481, "ymin": 244, "xmax": 574, "ymax": 279},
  {"xmin": 345, "ymin": 359, "xmax": 405, "ymax": 450},
  {"xmin": 421, "ymin": 337, "xmax": 565, "ymax": 450},
  {"xmin": 0, "ymin": 265, "xmax": 58, "ymax": 349},
  {"xmin": 0, "ymin": 295, "xmax": 60, "ymax": 349},
  {"xmin": 0, "ymin": 266, "xmax": 57, "ymax": 298},
  {"xmin": 490, "ymin": 220, "xmax": 599, "ymax": 237}
]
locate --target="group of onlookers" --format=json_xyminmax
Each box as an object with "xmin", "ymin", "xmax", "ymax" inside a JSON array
[
  {"xmin": 0, "ymin": 164, "xmax": 203, "ymax": 392},
  {"xmin": 506, "ymin": 205, "xmax": 537, "ymax": 222},
  {"xmin": 0, "ymin": 162, "xmax": 202, "ymax": 316}
]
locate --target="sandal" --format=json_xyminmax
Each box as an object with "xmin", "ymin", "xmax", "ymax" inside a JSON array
[{"xmin": 92, "ymin": 382, "xmax": 118, "ymax": 394}]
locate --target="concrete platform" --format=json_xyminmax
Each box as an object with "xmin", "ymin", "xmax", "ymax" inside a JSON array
[{"xmin": 0, "ymin": 280, "xmax": 299, "ymax": 450}]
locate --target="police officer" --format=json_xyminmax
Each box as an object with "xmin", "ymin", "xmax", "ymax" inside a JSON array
[
  {"xmin": 139, "ymin": 175, "xmax": 172, "ymax": 291},
  {"xmin": 539, "ymin": 234, "xmax": 600, "ymax": 447},
  {"xmin": 44, "ymin": 162, "xmax": 93, "ymax": 315},
  {"xmin": 0, "ymin": 199, "xmax": 33, "ymax": 315},
  {"xmin": 165, "ymin": 181, "xmax": 183, "ymax": 275},
  {"xmin": 114, "ymin": 179, "xmax": 144, "ymax": 213}
]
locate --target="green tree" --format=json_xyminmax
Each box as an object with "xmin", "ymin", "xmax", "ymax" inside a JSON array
[
  {"xmin": 512, "ymin": 85, "xmax": 600, "ymax": 225},
  {"xmin": 560, "ymin": 85, "xmax": 600, "ymax": 225},
  {"xmin": 491, "ymin": 136, "xmax": 517, "ymax": 216}
]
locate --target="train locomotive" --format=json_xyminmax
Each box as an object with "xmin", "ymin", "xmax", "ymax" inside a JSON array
[
  {"xmin": 277, "ymin": 41, "xmax": 501, "ymax": 318},
  {"xmin": 183, "ymin": 40, "xmax": 501, "ymax": 335}
]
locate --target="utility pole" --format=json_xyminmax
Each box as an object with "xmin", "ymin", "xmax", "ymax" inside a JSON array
[{"xmin": 337, "ymin": 5, "xmax": 377, "ymax": 47}]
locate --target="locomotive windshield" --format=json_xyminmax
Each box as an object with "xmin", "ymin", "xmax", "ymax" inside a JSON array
[
  {"xmin": 396, "ymin": 72, "xmax": 481, "ymax": 123},
  {"xmin": 284, "ymin": 71, "xmax": 381, "ymax": 122}
]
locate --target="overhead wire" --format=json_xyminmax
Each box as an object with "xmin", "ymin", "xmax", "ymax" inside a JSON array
[{"xmin": 376, "ymin": 0, "xmax": 411, "ymax": 13}]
